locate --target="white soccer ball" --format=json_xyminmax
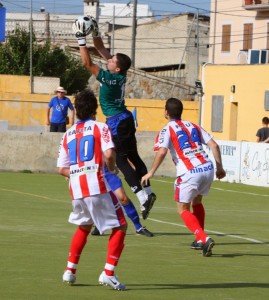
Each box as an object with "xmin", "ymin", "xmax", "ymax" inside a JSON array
[{"xmin": 74, "ymin": 16, "xmax": 94, "ymax": 36}]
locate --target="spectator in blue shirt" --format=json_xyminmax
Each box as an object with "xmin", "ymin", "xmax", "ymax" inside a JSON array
[{"xmin": 46, "ymin": 86, "xmax": 75, "ymax": 132}]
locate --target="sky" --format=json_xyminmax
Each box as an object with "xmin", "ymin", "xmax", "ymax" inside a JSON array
[{"xmin": 1, "ymin": 0, "xmax": 211, "ymax": 16}]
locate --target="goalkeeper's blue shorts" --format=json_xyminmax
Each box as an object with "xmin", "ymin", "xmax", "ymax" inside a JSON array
[{"xmin": 105, "ymin": 168, "xmax": 122, "ymax": 191}]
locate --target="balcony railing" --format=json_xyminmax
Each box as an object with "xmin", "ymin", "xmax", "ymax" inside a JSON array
[{"xmin": 243, "ymin": 0, "xmax": 269, "ymax": 10}]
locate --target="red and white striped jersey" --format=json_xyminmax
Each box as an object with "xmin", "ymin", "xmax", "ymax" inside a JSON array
[
  {"xmin": 154, "ymin": 119, "xmax": 213, "ymax": 176},
  {"xmin": 57, "ymin": 119, "xmax": 115, "ymax": 200}
]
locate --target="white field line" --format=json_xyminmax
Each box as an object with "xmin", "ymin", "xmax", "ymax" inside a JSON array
[
  {"xmin": 154, "ymin": 178, "xmax": 269, "ymax": 198},
  {"xmin": 212, "ymin": 187, "xmax": 269, "ymax": 198},
  {"xmin": 1, "ymin": 181, "xmax": 268, "ymax": 246},
  {"xmin": 151, "ymin": 179, "xmax": 269, "ymax": 246},
  {"xmin": 147, "ymin": 217, "xmax": 267, "ymax": 245},
  {"xmin": 0, "ymin": 187, "xmax": 67, "ymax": 204}
]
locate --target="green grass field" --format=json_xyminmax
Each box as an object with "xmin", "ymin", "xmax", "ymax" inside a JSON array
[{"xmin": 0, "ymin": 172, "xmax": 268, "ymax": 300}]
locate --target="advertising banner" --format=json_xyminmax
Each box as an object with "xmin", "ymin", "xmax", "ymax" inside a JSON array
[
  {"xmin": 240, "ymin": 142, "xmax": 269, "ymax": 187},
  {"xmin": 205, "ymin": 140, "xmax": 241, "ymax": 183}
]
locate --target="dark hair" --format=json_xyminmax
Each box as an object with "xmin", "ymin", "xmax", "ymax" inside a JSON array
[
  {"xmin": 262, "ymin": 116, "xmax": 269, "ymax": 124},
  {"xmin": 165, "ymin": 98, "xmax": 183, "ymax": 119},
  {"xmin": 115, "ymin": 53, "xmax": 132, "ymax": 73},
  {"xmin": 74, "ymin": 89, "xmax": 98, "ymax": 121}
]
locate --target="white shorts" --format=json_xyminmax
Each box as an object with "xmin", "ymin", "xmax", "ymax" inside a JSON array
[
  {"xmin": 68, "ymin": 191, "xmax": 127, "ymax": 235},
  {"xmin": 174, "ymin": 161, "xmax": 214, "ymax": 203}
]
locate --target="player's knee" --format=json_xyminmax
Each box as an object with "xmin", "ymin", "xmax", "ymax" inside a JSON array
[{"xmin": 119, "ymin": 194, "xmax": 129, "ymax": 205}]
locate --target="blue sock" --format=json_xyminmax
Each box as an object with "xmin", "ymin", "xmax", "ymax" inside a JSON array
[{"xmin": 123, "ymin": 201, "xmax": 142, "ymax": 231}]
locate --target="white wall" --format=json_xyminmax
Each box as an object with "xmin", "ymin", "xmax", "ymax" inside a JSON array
[{"xmin": 1, "ymin": 130, "xmax": 268, "ymax": 187}]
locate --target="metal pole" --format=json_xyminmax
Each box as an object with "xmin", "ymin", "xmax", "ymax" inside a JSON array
[
  {"xmin": 45, "ymin": 12, "xmax": 50, "ymax": 40},
  {"xmin": 196, "ymin": 10, "xmax": 200, "ymax": 81},
  {"xmin": 196, "ymin": 10, "xmax": 203, "ymax": 126},
  {"xmin": 131, "ymin": 0, "xmax": 137, "ymax": 67},
  {"xmin": 212, "ymin": 0, "xmax": 217, "ymax": 63},
  {"xmin": 29, "ymin": 0, "xmax": 33, "ymax": 93},
  {"xmin": 111, "ymin": 5, "xmax": 115, "ymax": 55}
]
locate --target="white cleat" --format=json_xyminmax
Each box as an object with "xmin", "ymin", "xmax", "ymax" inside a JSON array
[
  {"xmin": 98, "ymin": 271, "xmax": 127, "ymax": 291},
  {"xmin": 63, "ymin": 270, "xmax": 76, "ymax": 285}
]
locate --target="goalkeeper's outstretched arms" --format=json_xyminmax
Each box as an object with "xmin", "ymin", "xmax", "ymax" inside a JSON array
[
  {"xmin": 72, "ymin": 16, "xmax": 100, "ymax": 77},
  {"xmin": 91, "ymin": 16, "xmax": 112, "ymax": 61},
  {"xmin": 93, "ymin": 36, "xmax": 112, "ymax": 61}
]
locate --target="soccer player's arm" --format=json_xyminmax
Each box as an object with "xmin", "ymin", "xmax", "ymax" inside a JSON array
[
  {"xmin": 207, "ymin": 139, "xmax": 226, "ymax": 180},
  {"xmin": 93, "ymin": 36, "xmax": 112, "ymax": 61},
  {"xmin": 57, "ymin": 135, "xmax": 70, "ymax": 178},
  {"xmin": 101, "ymin": 124, "xmax": 117, "ymax": 173},
  {"xmin": 141, "ymin": 147, "xmax": 168, "ymax": 185},
  {"xmin": 104, "ymin": 148, "xmax": 117, "ymax": 174},
  {"xmin": 58, "ymin": 167, "xmax": 70, "ymax": 178},
  {"xmin": 79, "ymin": 46, "xmax": 100, "ymax": 77}
]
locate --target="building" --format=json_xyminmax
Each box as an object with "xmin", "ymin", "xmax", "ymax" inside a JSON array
[
  {"xmin": 209, "ymin": 0, "xmax": 269, "ymax": 64},
  {"xmin": 111, "ymin": 13, "xmax": 210, "ymax": 89},
  {"xmin": 200, "ymin": 0, "xmax": 269, "ymax": 142},
  {"xmin": 4, "ymin": 0, "xmax": 154, "ymax": 47},
  {"xmin": 3, "ymin": 1, "xmax": 211, "ymax": 101},
  {"xmin": 84, "ymin": 0, "xmax": 154, "ymax": 26},
  {"xmin": 5, "ymin": 12, "xmax": 78, "ymax": 46}
]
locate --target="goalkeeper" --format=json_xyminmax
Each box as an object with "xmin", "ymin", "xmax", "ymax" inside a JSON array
[{"xmin": 72, "ymin": 16, "xmax": 156, "ymax": 221}]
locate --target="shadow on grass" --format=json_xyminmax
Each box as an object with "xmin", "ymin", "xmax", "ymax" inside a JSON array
[
  {"xmin": 69, "ymin": 282, "xmax": 269, "ymax": 290},
  {"xmin": 124, "ymin": 282, "xmax": 269, "ymax": 290},
  {"xmin": 213, "ymin": 253, "xmax": 269, "ymax": 257},
  {"xmin": 65, "ymin": 284, "xmax": 95, "ymax": 287},
  {"xmin": 99, "ymin": 232, "xmax": 193, "ymax": 237},
  {"xmin": 148, "ymin": 232, "xmax": 192, "ymax": 236},
  {"xmin": 215, "ymin": 241, "xmax": 269, "ymax": 245}
]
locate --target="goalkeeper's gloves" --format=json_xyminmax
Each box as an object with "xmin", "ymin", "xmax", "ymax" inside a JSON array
[
  {"xmin": 91, "ymin": 17, "xmax": 100, "ymax": 38},
  {"xmin": 72, "ymin": 23, "xmax": 87, "ymax": 47}
]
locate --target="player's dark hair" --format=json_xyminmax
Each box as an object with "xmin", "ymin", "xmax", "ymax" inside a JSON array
[
  {"xmin": 262, "ymin": 116, "xmax": 269, "ymax": 125},
  {"xmin": 116, "ymin": 53, "xmax": 131, "ymax": 73},
  {"xmin": 75, "ymin": 89, "xmax": 98, "ymax": 121},
  {"xmin": 165, "ymin": 97, "xmax": 183, "ymax": 119}
]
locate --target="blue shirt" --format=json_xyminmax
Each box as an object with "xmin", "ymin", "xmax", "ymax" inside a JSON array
[{"xmin": 48, "ymin": 96, "xmax": 74, "ymax": 123}]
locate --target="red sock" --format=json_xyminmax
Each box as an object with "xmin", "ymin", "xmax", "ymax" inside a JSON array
[
  {"xmin": 66, "ymin": 227, "xmax": 89, "ymax": 274},
  {"xmin": 105, "ymin": 229, "xmax": 126, "ymax": 276},
  {"xmin": 192, "ymin": 203, "xmax": 205, "ymax": 230},
  {"xmin": 181, "ymin": 210, "xmax": 207, "ymax": 243}
]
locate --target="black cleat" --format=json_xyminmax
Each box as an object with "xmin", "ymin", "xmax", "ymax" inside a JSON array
[
  {"xmin": 136, "ymin": 227, "xmax": 154, "ymax": 237},
  {"xmin": 202, "ymin": 238, "xmax": 215, "ymax": 257},
  {"xmin": 141, "ymin": 193, "xmax": 156, "ymax": 220},
  {"xmin": 91, "ymin": 226, "xmax": 102, "ymax": 236},
  {"xmin": 190, "ymin": 240, "xmax": 203, "ymax": 250}
]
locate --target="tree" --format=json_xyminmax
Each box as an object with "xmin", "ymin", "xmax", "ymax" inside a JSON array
[{"xmin": 0, "ymin": 26, "xmax": 90, "ymax": 94}]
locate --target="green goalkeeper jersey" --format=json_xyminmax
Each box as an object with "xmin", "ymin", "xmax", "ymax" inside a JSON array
[{"xmin": 96, "ymin": 68, "xmax": 127, "ymax": 117}]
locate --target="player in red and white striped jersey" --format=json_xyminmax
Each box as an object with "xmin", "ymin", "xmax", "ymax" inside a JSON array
[
  {"xmin": 57, "ymin": 89, "xmax": 127, "ymax": 290},
  {"xmin": 57, "ymin": 117, "xmax": 114, "ymax": 199},
  {"xmin": 153, "ymin": 120, "xmax": 213, "ymax": 177},
  {"xmin": 142, "ymin": 98, "xmax": 226, "ymax": 257}
]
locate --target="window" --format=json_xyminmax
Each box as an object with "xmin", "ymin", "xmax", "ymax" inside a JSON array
[
  {"xmin": 264, "ymin": 91, "xmax": 269, "ymax": 111},
  {"xmin": 211, "ymin": 96, "xmax": 224, "ymax": 132},
  {"xmin": 243, "ymin": 23, "xmax": 253, "ymax": 50},
  {"xmin": 267, "ymin": 23, "xmax": 269, "ymax": 49},
  {"xmin": 221, "ymin": 24, "xmax": 231, "ymax": 52}
]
